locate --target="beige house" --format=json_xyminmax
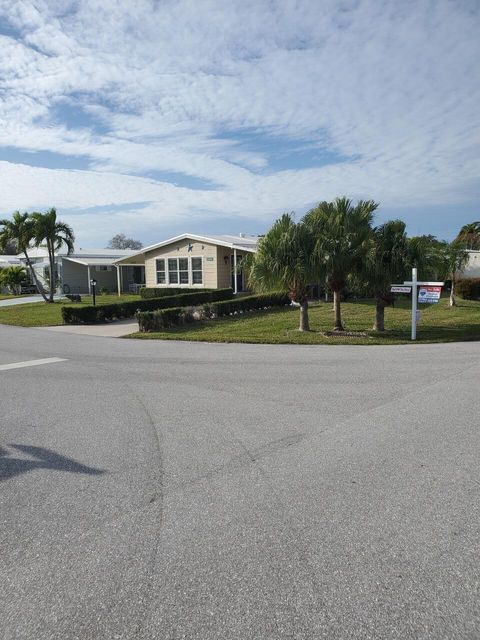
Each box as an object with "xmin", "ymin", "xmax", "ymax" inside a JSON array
[{"xmin": 114, "ymin": 234, "xmax": 259, "ymax": 294}]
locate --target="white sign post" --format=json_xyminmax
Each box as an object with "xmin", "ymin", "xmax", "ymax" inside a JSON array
[
  {"xmin": 411, "ymin": 267, "xmax": 418, "ymax": 340},
  {"xmin": 390, "ymin": 268, "xmax": 444, "ymax": 341}
]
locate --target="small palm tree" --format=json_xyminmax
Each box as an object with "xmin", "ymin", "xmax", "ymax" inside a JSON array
[
  {"xmin": 246, "ymin": 213, "xmax": 317, "ymax": 331},
  {"xmin": 0, "ymin": 265, "xmax": 27, "ymax": 295},
  {"xmin": 0, "ymin": 211, "xmax": 48, "ymax": 301},
  {"xmin": 436, "ymin": 241, "xmax": 469, "ymax": 306},
  {"xmin": 455, "ymin": 221, "xmax": 480, "ymax": 250},
  {"xmin": 31, "ymin": 208, "xmax": 75, "ymax": 303},
  {"xmin": 364, "ymin": 220, "xmax": 408, "ymax": 332},
  {"xmin": 303, "ymin": 197, "xmax": 377, "ymax": 331}
]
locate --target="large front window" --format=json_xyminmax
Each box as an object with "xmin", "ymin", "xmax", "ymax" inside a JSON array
[
  {"xmin": 156, "ymin": 257, "xmax": 202, "ymax": 285},
  {"xmin": 168, "ymin": 258, "xmax": 189, "ymax": 284}
]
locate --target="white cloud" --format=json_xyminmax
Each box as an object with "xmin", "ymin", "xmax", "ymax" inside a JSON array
[{"xmin": 0, "ymin": 0, "xmax": 479, "ymax": 244}]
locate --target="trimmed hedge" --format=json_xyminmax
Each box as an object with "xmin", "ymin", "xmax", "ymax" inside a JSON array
[
  {"xmin": 136, "ymin": 292, "xmax": 291, "ymax": 332},
  {"xmin": 137, "ymin": 307, "xmax": 187, "ymax": 331},
  {"xmin": 140, "ymin": 287, "xmax": 213, "ymax": 299},
  {"xmin": 202, "ymin": 292, "xmax": 290, "ymax": 317},
  {"xmin": 456, "ymin": 278, "xmax": 480, "ymax": 300},
  {"xmin": 61, "ymin": 288, "xmax": 234, "ymax": 324}
]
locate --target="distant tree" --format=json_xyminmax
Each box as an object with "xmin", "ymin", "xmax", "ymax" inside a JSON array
[
  {"xmin": 406, "ymin": 235, "xmax": 445, "ymax": 280},
  {"xmin": 303, "ymin": 197, "xmax": 377, "ymax": 331},
  {"xmin": 32, "ymin": 208, "xmax": 75, "ymax": 303},
  {"xmin": 0, "ymin": 238, "xmax": 17, "ymax": 254},
  {"xmin": 0, "ymin": 211, "xmax": 48, "ymax": 301},
  {"xmin": 455, "ymin": 221, "xmax": 480, "ymax": 250},
  {"xmin": 0, "ymin": 265, "xmax": 27, "ymax": 295},
  {"xmin": 107, "ymin": 234, "xmax": 143, "ymax": 250},
  {"xmin": 436, "ymin": 241, "xmax": 469, "ymax": 307},
  {"xmin": 246, "ymin": 213, "xmax": 317, "ymax": 331}
]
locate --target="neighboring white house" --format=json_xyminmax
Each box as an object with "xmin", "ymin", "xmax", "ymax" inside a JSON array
[
  {"xmin": 462, "ymin": 250, "xmax": 480, "ymax": 278},
  {"xmin": 18, "ymin": 247, "xmax": 137, "ymax": 295},
  {"xmin": 114, "ymin": 233, "xmax": 260, "ymax": 294},
  {"xmin": 0, "ymin": 255, "xmax": 22, "ymax": 268}
]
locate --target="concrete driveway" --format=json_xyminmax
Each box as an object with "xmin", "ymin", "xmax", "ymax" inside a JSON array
[
  {"xmin": 0, "ymin": 294, "xmax": 65, "ymax": 307},
  {"xmin": 38, "ymin": 318, "xmax": 138, "ymax": 337},
  {"xmin": 1, "ymin": 325, "xmax": 479, "ymax": 639}
]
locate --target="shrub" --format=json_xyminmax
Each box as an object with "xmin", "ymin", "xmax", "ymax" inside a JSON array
[
  {"xmin": 137, "ymin": 307, "xmax": 185, "ymax": 331},
  {"xmin": 456, "ymin": 278, "xmax": 480, "ymax": 300},
  {"xmin": 99, "ymin": 286, "xmax": 110, "ymax": 296},
  {"xmin": 61, "ymin": 288, "xmax": 234, "ymax": 324},
  {"xmin": 140, "ymin": 287, "xmax": 213, "ymax": 299},
  {"xmin": 202, "ymin": 292, "xmax": 290, "ymax": 318}
]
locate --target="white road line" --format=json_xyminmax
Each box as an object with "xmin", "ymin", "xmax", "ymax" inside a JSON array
[{"xmin": 0, "ymin": 357, "xmax": 67, "ymax": 371}]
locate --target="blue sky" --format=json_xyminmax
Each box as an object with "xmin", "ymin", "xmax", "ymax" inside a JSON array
[{"xmin": 0, "ymin": 0, "xmax": 479, "ymax": 247}]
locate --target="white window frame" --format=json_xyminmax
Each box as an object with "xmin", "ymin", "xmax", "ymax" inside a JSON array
[
  {"xmin": 191, "ymin": 256, "xmax": 203, "ymax": 285},
  {"xmin": 156, "ymin": 258, "xmax": 166, "ymax": 284},
  {"xmin": 156, "ymin": 256, "xmax": 204, "ymax": 287}
]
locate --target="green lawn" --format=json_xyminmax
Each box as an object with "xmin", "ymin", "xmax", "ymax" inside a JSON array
[
  {"xmin": 127, "ymin": 297, "xmax": 480, "ymax": 345},
  {"xmin": 0, "ymin": 294, "xmax": 141, "ymax": 327}
]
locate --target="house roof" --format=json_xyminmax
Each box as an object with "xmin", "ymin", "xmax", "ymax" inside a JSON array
[
  {"xmin": 0, "ymin": 255, "xmax": 22, "ymax": 266},
  {"xmin": 17, "ymin": 247, "xmax": 136, "ymax": 259},
  {"xmin": 114, "ymin": 233, "xmax": 259, "ymax": 264},
  {"xmin": 62, "ymin": 257, "xmax": 120, "ymax": 267}
]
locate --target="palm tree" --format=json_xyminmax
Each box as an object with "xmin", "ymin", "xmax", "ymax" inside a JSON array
[
  {"xmin": 0, "ymin": 211, "xmax": 49, "ymax": 301},
  {"xmin": 455, "ymin": 221, "xmax": 480, "ymax": 250},
  {"xmin": 0, "ymin": 265, "xmax": 27, "ymax": 295},
  {"xmin": 436, "ymin": 241, "xmax": 469, "ymax": 306},
  {"xmin": 31, "ymin": 208, "xmax": 75, "ymax": 303},
  {"xmin": 303, "ymin": 197, "xmax": 377, "ymax": 331},
  {"xmin": 364, "ymin": 220, "xmax": 408, "ymax": 332},
  {"xmin": 246, "ymin": 213, "xmax": 317, "ymax": 331}
]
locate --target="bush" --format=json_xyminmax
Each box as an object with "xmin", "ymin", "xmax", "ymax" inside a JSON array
[
  {"xmin": 137, "ymin": 307, "xmax": 185, "ymax": 331},
  {"xmin": 202, "ymin": 292, "xmax": 290, "ymax": 318},
  {"xmin": 456, "ymin": 278, "xmax": 480, "ymax": 300},
  {"xmin": 140, "ymin": 287, "xmax": 213, "ymax": 299},
  {"xmin": 61, "ymin": 288, "xmax": 234, "ymax": 324}
]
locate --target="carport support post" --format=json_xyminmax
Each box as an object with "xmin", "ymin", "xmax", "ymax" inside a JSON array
[
  {"xmin": 116, "ymin": 265, "xmax": 121, "ymax": 297},
  {"xmin": 87, "ymin": 265, "xmax": 91, "ymax": 295},
  {"xmin": 233, "ymin": 248, "xmax": 238, "ymax": 294},
  {"xmin": 411, "ymin": 267, "xmax": 417, "ymax": 341}
]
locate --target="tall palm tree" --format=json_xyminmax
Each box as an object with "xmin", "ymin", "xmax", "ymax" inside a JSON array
[
  {"xmin": 303, "ymin": 197, "xmax": 377, "ymax": 331},
  {"xmin": 364, "ymin": 220, "xmax": 408, "ymax": 332},
  {"xmin": 32, "ymin": 208, "xmax": 75, "ymax": 303},
  {"xmin": 0, "ymin": 211, "xmax": 49, "ymax": 301},
  {"xmin": 455, "ymin": 221, "xmax": 480, "ymax": 250},
  {"xmin": 246, "ymin": 213, "xmax": 317, "ymax": 331}
]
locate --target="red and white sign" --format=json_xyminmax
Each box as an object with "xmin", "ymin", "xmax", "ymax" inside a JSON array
[{"xmin": 418, "ymin": 286, "xmax": 442, "ymax": 304}]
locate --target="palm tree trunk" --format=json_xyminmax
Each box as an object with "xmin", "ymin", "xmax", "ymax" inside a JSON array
[
  {"xmin": 373, "ymin": 297, "xmax": 385, "ymax": 331},
  {"xmin": 333, "ymin": 289, "xmax": 344, "ymax": 331},
  {"xmin": 449, "ymin": 279, "xmax": 456, "ymax": 307},
  {"xmin": 23, "ymin": 251, "xmax": 48, "ymax": 302},
  {"xmin": 299, "ymin": 300, "xmax": 310, "ymax": 331},
  {"xmin": 48, "ymin": 241, "xmax": 55, "ymax": 302}
]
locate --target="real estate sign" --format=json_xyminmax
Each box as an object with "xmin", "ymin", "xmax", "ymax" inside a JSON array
[{"xmin": 418, "ymin": 286, "xmax": 442, "ymax": 304}]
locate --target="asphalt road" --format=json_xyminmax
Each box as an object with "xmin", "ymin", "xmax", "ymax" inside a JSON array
[{"xmin": 1, "ymin": 325, "xmax": 479, "ymax": 640}]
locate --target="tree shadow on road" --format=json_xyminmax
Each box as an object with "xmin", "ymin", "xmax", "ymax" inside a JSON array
[{"xmin": 0, "ymin": 444, "xmax": 105, "ymax": 481}]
